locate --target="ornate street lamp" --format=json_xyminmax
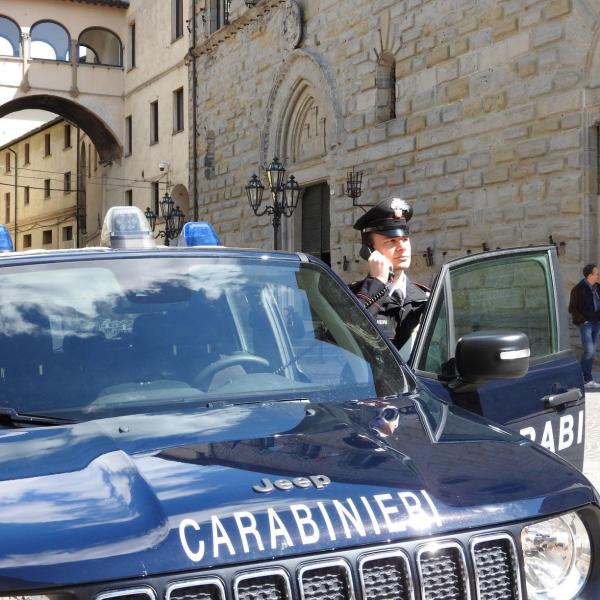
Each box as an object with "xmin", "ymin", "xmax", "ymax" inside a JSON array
[
  {"xmin": 346, "ymin": 168, "xmax": 363, "ymax": 200},
  {"xmin": 346, "ymin": 168, "xmax": 370, "ymax": 210},
  {"xmin": 246, "ymin": 157, "xmax": 302, "ymax": 250},
  {"xmin": 145, "ymin": 191, "xmax": 186, "ymax": 246}
]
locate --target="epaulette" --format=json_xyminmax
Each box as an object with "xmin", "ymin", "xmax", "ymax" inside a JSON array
[{"xmin": 413, "ymin": 281, "xmax": 431, "ymax": 299}]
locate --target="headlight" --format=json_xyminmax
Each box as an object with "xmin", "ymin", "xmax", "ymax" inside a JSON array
[{"xmin": 521, "ymin": 511, "xmax": 591, "ymax": 599}]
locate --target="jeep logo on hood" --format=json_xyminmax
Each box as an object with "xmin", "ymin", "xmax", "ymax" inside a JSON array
[{"xmin": 252, "ymin": 475, "xmax": 331, "ymax": 493}]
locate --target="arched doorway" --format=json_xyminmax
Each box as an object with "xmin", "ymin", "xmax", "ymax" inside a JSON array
[
  {"xmin": 262, "ymin": 50, "xmax": 343, "ymax": 257},
  {"xmin": 170, "ymin": 184, "xmax": 190, "ymax": 219}
]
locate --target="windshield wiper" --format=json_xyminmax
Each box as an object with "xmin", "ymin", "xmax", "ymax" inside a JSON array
[{"xmin": 0, "ymin": 407, "xmax": 76, "ymax": 427}]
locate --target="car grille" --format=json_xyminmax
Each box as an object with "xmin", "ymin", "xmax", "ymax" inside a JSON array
[{"xmin": 83, "ymin": 532, "xmax": 522, "ymax": 600}]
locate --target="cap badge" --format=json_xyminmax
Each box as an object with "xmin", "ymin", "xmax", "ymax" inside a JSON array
[{"xmin": 390, "ymin": 198, "xmax": 410, "ymax": 219}]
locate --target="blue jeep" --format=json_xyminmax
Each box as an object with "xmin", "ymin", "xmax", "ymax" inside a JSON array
[{"xmin": 0, "ymin": 212, "xmax": 595, "ymax": 600}]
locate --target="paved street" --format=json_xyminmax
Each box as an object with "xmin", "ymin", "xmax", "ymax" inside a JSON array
[
  {"xmin": 584, "ymin": 388, "xmax": 600, "ymax": 491},
  {"xmin": 584, "ymin": 379, "xmax": 600, "ymax": 490}
]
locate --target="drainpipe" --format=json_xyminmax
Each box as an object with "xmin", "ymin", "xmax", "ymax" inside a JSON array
[
  {"xmin": 191, "ymin": 0, "xmax": 199, "ymax": 220},
  {"xmin": 8, "ymin": 148, "xmax": 17, "ymax": 250}
]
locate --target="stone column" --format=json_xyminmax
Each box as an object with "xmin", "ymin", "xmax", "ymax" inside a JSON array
[
  {"xmin": 70, "ymin": 38, "xmax": 79, "ymax": 97},
  {"xmin": 20, "ymin": 30, "xmax": 30, "ymax": 92}
]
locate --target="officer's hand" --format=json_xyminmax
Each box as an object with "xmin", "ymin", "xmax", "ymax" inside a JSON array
[{"xmin": 367, "ymin": 250, "xmax": 393, "ymax": 284}]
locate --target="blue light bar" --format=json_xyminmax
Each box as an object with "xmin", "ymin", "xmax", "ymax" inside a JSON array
[
  {"xmin": 179, "ymin": 222, "xmax": 221, "ymax": 247},
  {"xmin": 0, "ymin": 225, "xmax": 14, "ymax": 252}
]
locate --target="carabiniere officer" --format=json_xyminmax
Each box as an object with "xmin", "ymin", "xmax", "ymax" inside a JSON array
[{"xmin": 350, "ymin": 197, "xmax": 429, "ymax": 351}]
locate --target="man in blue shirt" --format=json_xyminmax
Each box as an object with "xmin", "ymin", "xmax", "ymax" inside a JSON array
[{"xmin": 569, "ymin": 264, "xmax": 600, "ymax": 388}]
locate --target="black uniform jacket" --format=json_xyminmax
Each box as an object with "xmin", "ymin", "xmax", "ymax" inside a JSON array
[{"xmin": 349, "ymin": 275, "xmax": 430, "ymax": 349}]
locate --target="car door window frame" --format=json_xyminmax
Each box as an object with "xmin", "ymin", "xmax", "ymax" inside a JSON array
[{"xmin": 411, "ymin": 246, "xmax": 563, "ymax": 377}]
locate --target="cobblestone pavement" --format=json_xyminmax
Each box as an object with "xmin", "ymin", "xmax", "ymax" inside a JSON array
[{"xmin": 584, "ymin": 389, "xmax": 600, "ymax": 491}]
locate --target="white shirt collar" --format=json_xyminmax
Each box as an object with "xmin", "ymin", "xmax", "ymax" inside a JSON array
[{"xmin": 389, "ymin": 271, "xmax": 407, "ymax": 298}]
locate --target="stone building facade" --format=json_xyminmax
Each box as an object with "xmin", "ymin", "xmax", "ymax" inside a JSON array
[{"xmin": 191, "ymin": 0, "xmax": 600, "ymax": 288}]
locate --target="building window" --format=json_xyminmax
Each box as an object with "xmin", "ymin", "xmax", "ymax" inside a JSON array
[
  {"xmin": 44, "ymin": 179, "xmax": 51, "ymax": 198},
  {"xmin": 24, "ymin": 143, "xmax": 30, "ymax": 165},
  {"xmin": 0, "ymin": 16, "xmax": 21, "ymax": 58},
  {"xmin": 152, "ymin": 181, "xmax": 159, "ymax": 214},
  {"xmin": 44, "ymin": 133, "xmax": 51, "ymax": 156},
  {"xmin": 62, "ymin": 226, "xmax": 73, "ymax": 242},
  {"xmin": 24, "ymin": 186, "xmax": 30, "ymax": 205},
  {"xmin": 30, "ymin": 21, "xmax": 69, "ymax": 61},
  {"xmin": 173, "ymin": 88, "xmax": 184, "ymax": 133},
  {"xmin": 128, "ymin": 22, "xmax": 136, "ymax": 68},
  {"xmin": 88, "ymin": 143, "xmax": 91, "ymax": 176},
  {"xmin": 94, "ymin": 149, "xmax": 98, "ymax": 171},
  {"xmin": 4, "ymin": 152, "xmax": 10, "ymax": 173},
  {"xmin": 125, "ymin": 115, "xmax": 132, "ymax": 155},
  {"xmin": 375, "ymin": 53, "xmax": 397, "ymax": 123},
  {"xmin": 23, "ymin": 234, "xmax": 31, "ymax": 248},
  {"xmin": 172, "ymin": 0, "xmax": 184, "ymax": 40},
  {"xmin": 42, "ymin": 229, "xmax": 52, "ymax": 245},
  {"xmin": 204, "ymin": 130, "xmax": 215, "ymax": 179},
  {"xmin": 209, "ymin": 0, "xmax": 230, "ymax": 32},
  {"xmin": 150, "ymin": 100, "xmax": 159, "ymax": 144},
  {"xmin": 125, "ymin": 189, "xmax": 133, "ymax": 206},
  {"xmin": 4, "ymin": 193, "xmax": 9, "ymax": 223},
  {"xmin": 64, "ymin": 171, "xmax": 71, "ymax": 193},
  {"xmin": 78, "ymin": 28, "xmax": 122, "ymax": 67},
  {"xmin": 64, "ymin": 123, "xmax": 71, "ymax": 148}
]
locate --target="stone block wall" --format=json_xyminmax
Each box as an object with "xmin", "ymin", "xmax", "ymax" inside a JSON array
[{"xmin": 191, "ymin": 0, "xmax": 600, "ymax": 296}]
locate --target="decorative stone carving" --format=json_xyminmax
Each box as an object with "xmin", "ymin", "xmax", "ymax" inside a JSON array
[
  {"xmin": 288, "ymin": 94, "xmax": 327, "ymax": 163},
  {"xmin": 281, "ymin": 0, "xmax": 302, "ymax": 50},
  {"xmin": 261, "ymin": 50, "xmax": 343, "ymax": 168}
]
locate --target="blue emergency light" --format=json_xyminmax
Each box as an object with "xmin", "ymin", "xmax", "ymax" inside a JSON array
[
  {"xmin": 178, "ymin": 222, "xmax": 221, "ymax": 247},
  {"xmin": 0, "ymin": 225, "xmax": 14, "ymax": 252}
]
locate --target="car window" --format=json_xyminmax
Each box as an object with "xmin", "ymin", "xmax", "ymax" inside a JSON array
[
  {"xmin": 416, "ymin": 252, "xmax": 556, "ymax": 375},
  {"xmin": 0, "ymin": 257, "xmax": 408, "ymax": 420},
  {"xmin": 417, "ymin": 292, "xmax": 449, "ymax": 373},
  {"xmin": 451, "ymin": 255, "xmax": 555, "ymax": 357}
]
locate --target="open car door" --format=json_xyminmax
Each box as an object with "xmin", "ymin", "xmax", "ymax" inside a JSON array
[{"xmin": 409, "ymin": 246, "xmax": 585, "ymax": 469}]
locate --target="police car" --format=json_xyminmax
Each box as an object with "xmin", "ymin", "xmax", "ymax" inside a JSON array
[{"xmin": 0, "ymin": 208, "xmax": 596, "ymax": 600}]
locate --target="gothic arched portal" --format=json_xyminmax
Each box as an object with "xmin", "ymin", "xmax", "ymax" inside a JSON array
[
  {"xmin": 261, "ymin": 49, "xmax": 343, "ymax": 168},
  {"xmin": 261, "ymin": 50, "xmax": 343, "ymax": 256}
]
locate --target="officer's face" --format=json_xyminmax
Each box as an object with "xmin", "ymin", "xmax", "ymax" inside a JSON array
[{"xmin": 372, "ymin": 233, "xmax": 412, "ymax": 272}]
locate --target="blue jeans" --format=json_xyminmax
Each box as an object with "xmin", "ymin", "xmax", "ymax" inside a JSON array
[{"xmin": 578, "ymin": 322, "xmax": 600, "ymax": 382}]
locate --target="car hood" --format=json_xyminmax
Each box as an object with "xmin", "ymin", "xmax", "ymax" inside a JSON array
[{"xmin": 0, "ymin": 387, "xmax": 596, "ymax": 589}]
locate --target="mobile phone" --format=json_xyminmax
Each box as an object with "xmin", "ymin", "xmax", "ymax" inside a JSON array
[
  {"xmin": 360, "ymin": 245, "xmax": 394, "ymax": 282},
  {"xmin": 359, "ymin": 244, "xmax": 373, "ymax": 261}
]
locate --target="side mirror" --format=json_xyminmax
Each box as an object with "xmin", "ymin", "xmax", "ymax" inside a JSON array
[{"xmin": 454, "ymin": 331, "xmax": 530, "ymax": 387}]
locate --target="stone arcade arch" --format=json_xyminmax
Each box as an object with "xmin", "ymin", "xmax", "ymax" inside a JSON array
[
  {"xmin": 261, "ymin": 49, "xmax": 343, "ymax": 253},
  {"xmin": 0, "ymin": 94, "xmax": 121, "ymax": 164}
]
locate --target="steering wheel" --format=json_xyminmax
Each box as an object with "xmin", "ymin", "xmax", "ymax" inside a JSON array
[{"xmin": 192, "ymin": 352, "xmax": 270, "ymax": 389}]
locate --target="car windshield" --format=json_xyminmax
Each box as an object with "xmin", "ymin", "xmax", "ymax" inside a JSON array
[{"xmin": 0, "ymin": 256, "xmax": 408, "ymax": 420}]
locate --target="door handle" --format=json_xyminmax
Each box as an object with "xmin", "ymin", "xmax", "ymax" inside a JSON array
[{"xmin": 543, "ymin": 388, "xmax": 583, "ymax": 409}]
